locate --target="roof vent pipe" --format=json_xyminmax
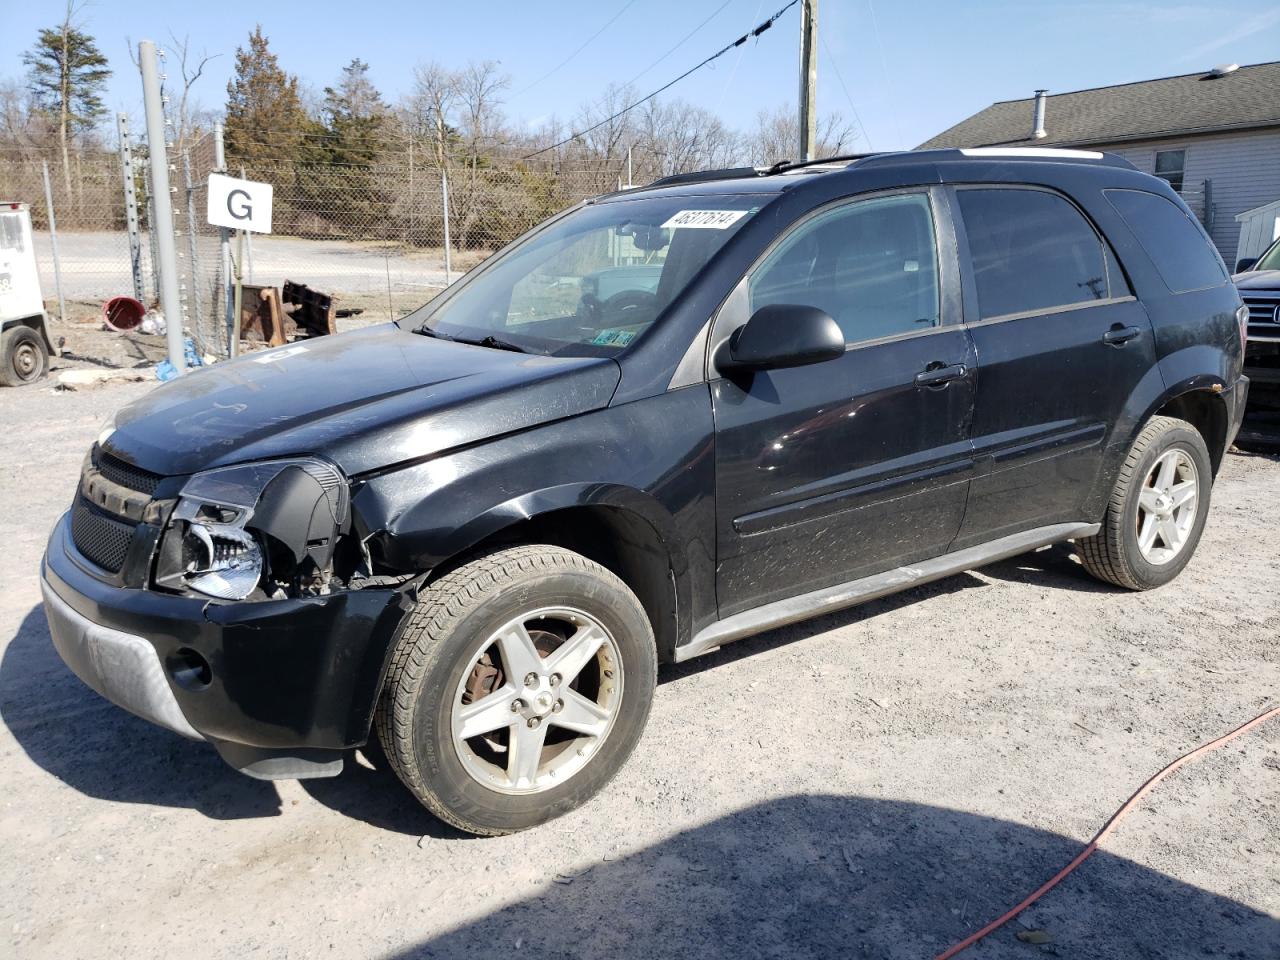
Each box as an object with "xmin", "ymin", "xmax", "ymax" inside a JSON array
[{"xmin": 1032, "ymin": 89, "xmax": 1048, "ymax": 140}]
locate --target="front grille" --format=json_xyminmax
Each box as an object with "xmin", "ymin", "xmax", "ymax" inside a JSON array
[
  {"xmin": 71, "ymin": 496, "xmax": 136, "ymax": 572},
  {"xmin": 1242, "ymin": 292, "xmax": 1280, "ymax": 341},
  {"xmin": 92, "ymin": 444, "xmax": 162, "ymax": 496}
]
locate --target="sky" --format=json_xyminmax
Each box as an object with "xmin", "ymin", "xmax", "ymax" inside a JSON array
[{"xmin": 3, "ymin": 0, "xmax": 1279, "ymax": 152}]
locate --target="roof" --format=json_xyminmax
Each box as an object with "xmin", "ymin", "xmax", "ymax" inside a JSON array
[{"xmin": 919, "ymin": 61, "xmax": 1280, "ymax": 150}]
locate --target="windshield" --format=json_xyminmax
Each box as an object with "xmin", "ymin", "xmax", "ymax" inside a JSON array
[
  {"xmin": 417, "ymin": 195, "xmax": 764, "ymax": 356},
  {"xmin": 1255, "ymin": 238, "xmax": 1280, "ymax": 272}
]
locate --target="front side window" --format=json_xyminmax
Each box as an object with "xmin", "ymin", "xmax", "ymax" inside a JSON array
[
  {"xmin": 956, "ymin": 188, "xmax": 1119, "ymax": 320},
  {"xmin": 749, "ymin": 192, "xmax": 941, "ymax": 344},
  {"xmin": 1154, "ymin": 150, "xmax": 1186, "ymax": 192},
  {"xmin": 418, "ymin": 195, "xmax": 761, "ymax": 356}
]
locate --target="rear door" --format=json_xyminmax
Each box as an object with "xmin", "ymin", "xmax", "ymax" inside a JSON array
[
  {"xmin": 947, "ymin": 185, "xmax": 1156, "ymax": 548},
  {"xmin": 711, "ymin": 188, "xmax": 976, "ymax": 618}
]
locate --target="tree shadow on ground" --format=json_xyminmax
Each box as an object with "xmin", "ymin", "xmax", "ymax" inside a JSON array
[
  {"xmin": 389, "ymin": 794, "xmax": 1279, "ymax": 960},
  {"xmin": 1, "ymin": 605, "xmax": 281, "ymax": 819}
]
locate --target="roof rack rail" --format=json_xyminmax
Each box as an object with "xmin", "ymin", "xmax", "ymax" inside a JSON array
[
  {"xmin": 766, "ymin": 153, "xmax": 882, "ymax": 174},
  {"xmin": 855, "ymin": 147, "xmax": 1136, "ymax": 170},
  {"xmin": 645, "ymin": 153, "xmax": 883, "ymax": 189},
  {"xmin": 646, "ymin": 166, "xmax": 764, "ymax": 188}
]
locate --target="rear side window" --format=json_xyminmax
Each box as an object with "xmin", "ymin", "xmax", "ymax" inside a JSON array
[
  {"xmin": 1104, "ymin": 189, "xmax": 1226, "ymax": 293},
  {"xmin": 956, "ymin": 188, "xmax": 1121, "ymax": 320}
]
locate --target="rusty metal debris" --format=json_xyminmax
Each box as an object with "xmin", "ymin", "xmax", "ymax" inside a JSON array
[{"xmin": 238, "ymin": 281, "xmax": 362, "ymax": 348}]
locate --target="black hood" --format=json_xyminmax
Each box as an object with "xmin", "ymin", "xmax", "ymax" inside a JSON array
[
  {"xmin": 103, "ymin": 323, "xmax": 621, "ymax": 477},
  {"xmin": 1233, "ymin": 269, "xmax": 1280, "ymax": 290}
]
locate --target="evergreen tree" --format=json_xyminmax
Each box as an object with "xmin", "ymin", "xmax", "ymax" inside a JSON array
[
  {"xmin": 23, "ymin": 4, "xmax": 111, "ymax": 198},
  {"xmin": 223, "ymin": 26, "xmax": 313, "ymax": 165},
  {"xmin": 319, "ymin": 58, "xmax": 386, "ymax": 167}
]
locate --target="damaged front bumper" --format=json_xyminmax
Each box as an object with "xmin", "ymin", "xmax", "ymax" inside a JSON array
[{"xmin": 41, "ymin": 513, "xmax": 414, "ymax": 779}]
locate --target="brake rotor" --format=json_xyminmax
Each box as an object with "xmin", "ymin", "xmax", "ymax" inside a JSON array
[{"xmin": 461, "ymin": 626, "xmax": 566, "ymax": 753}]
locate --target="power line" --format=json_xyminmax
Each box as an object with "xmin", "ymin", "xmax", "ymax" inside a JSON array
[
  {"xmin": 524, "ymin": 0, "xmax": 800, "ymax": 160},
  {"xmin": 510, "ymin": 0, "xmax": 643, "ymax": 97},
  {"xmin": 819, "ymin": 31, "xmax": 871, "ymax": 150},
  {"xmin": 621, "ymin": 0, "xmax": 736, "ymax": 90}
]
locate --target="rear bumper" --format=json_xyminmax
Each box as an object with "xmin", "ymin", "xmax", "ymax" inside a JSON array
[{"xmin": 42, "ymin": 512, "xmax": 414, "ymax": 778}]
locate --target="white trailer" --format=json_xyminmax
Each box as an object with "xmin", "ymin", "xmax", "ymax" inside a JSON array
[{"xmin": 0, "ymin": 202, "xmax": 54, "ymax": 385}]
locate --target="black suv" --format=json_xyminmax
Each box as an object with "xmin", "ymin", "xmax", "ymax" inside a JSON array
[
  {"xmin": 1233, "ymin": 236, "xmax": 1280, "ymax": 410},
  {"xmin": 42, "ymin": 148, "xmax": 1248, "ymax": 835}
]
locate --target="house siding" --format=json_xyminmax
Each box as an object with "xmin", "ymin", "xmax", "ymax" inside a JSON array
[{"xmin": 1101, "ymin": 128, "xmax": 1280, "ymax": 269}]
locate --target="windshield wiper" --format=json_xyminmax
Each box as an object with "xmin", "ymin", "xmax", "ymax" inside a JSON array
[
  {"xmin": 417, "ymin": 326, "xmax": 459, "ymax": 341},
  {"xmin": 466, "ymin": 335, "xmax": 527, "ymax": 353},
  {"xmin": 418, "ymin": 327, "xmax": 527, "ymax": 353}
]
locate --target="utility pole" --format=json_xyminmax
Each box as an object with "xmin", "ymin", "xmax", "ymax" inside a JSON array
[
  {"xmin": 139, "ymin": 40, "xmax": 185, "ymax": 375},
  {"xmin": 798, "ymin": 0, "xmax": 818, "ymax": 161}
]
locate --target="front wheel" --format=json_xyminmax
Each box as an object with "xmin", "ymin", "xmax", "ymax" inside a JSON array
[
  {"xmin": 376, "ymin": 545, "xmax": 657, "ymax": 836},
  {"xmin": 1077, "ymin": 415, "xmax": 1213, "ymax": 590}
]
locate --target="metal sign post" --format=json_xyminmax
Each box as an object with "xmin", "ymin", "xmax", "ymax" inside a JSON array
[
  {"xmin": 213, "ymin": 123, "xmax": 233, "ymax": 348},
  {"xmin": 206, "ymin": 171, "xmax": 273, "ymax": 357}
]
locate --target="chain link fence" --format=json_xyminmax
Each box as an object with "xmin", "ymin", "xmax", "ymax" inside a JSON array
[
  {"xmin": 0, "ymin": 146, "xmax": 153, "ymax": 314},
  {"xmin": 4, "ymin": 133, "xmax": 638, "ymax": 361}
]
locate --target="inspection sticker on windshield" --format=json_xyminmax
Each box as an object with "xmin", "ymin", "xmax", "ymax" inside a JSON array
[
  {"xmin": 660, "ymin": 209, "xmax": 747, "ymax": 230},
  {"xmin": 591, "ymin": 329, "xmax": 637, "ymax": 347}
]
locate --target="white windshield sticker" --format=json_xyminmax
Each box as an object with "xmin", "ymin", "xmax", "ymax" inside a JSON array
[{"xmin": 660, "ymin": 209, "xmax": 748, "ymax": 230}]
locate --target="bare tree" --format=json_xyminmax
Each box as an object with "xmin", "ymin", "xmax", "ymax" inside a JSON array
[
  {"xmin": 747, "ymin": 105, "xmax": 858, "ymax": 167},
  {"xmin": 166, "ymin": 32, "xmax": 220, "ymax": 151},
  {"xmin": 403, "ymin": 62, "xmax": 460, "ymax": 168}
]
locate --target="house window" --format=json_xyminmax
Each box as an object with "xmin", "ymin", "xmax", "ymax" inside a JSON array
[{"xmin": 1154, "ymin": 150, "xmax": 1186, "ymax": 192}]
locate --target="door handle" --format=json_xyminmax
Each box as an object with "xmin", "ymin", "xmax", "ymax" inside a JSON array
[
  {"xmin": 1103, "ymin": 324, "xmax": 1141, "ymax": 346},
  {"xmin": 915, "ymin": 362, "xmax": 966, "ymax": 388}
]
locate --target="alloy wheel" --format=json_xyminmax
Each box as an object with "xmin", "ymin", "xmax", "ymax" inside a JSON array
[
  {"xmin": 1135, "ymin": 448, "xmax": 1198, "ymax": 565},
  {"xmin": 450, "ymin": 606, "xmax": 623, "ymax": 795}
]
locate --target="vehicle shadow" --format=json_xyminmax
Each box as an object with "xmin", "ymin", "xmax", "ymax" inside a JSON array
[
  {"xmin": 0, "ymin": 605, "xmax": 282, "ymax": 819},
  {"xmin": 664, "ymin": 569, "xmax": 993, "ymax": 680},
  {"xmin": 384, "ymin": 794, "xmax": 1279, "ymax": 960},
  {"xmin": 975, "ymin": 541, "xmax": 1118, "ymax": 594}
]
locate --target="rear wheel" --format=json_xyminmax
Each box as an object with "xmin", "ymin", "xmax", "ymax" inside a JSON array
[
  {"xmin": 376, "ymin": 545, "xmax": 656, "ymax": 836},
  {"xmin": 0, "ymin": 326, "xmax": 48, "ymax": 386},
  {"xmin": 1077, "ymin": 415, "xmax": 1212, "ymax": 590}
]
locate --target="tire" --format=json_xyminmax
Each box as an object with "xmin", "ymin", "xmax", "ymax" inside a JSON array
[
  {"xmin": 0, "ymin": 326, "xmax": 48, "ymax": 386},
  {"xmin": 375, "ymin": 545, "xmax": 657, "ymax": 836},
  {"xmin": 1077, "ymin": 415, "xmax": 1213, "ymax": 590}
]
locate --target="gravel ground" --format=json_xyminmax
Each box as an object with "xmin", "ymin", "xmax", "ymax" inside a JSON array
[{"xmin": 1, "ymin": 379, "xmax": 1277, "ymax": 960}]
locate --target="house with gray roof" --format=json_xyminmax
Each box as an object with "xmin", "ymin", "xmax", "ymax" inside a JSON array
[{"xmin": 919, "ymin": 61, "xmax": 1280, "ymax": 270}]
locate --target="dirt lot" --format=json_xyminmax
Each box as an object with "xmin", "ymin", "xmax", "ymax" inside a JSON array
[{"xmin": 1, "ymin": 379, "xmax": 1277, "ymax": 960}]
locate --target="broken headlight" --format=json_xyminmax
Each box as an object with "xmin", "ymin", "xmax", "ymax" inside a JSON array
[{"xmin": 155, "ymin": 457, "xmax": 349, "ymax": 600}]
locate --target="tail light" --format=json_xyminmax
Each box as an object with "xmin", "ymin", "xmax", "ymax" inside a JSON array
[{"xmin": 1237, "ymin": 303, "xmax": 1248, "ymax": 346}]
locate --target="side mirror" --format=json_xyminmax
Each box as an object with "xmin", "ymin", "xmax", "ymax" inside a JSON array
[
  {"xmin": 719, "ymin": 304, "xmax": 845, "ymax": 373},
  {"xmin": 1235, "ymin": 257, "xmax": 1257, "ymax": 274}
]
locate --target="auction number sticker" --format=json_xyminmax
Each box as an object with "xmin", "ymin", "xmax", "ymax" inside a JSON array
[{"xmin": 660, "ymin": 209, "xmax": 748, "ymax": 229}]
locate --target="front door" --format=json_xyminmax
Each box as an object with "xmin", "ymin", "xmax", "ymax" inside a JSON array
[
  {"xmin": 946, "ymin": 185, "xmax": 1159, "ymax": 548},
  {"xmin": 711, "ymin": 189, "xmax": 976, "ymax": 618}
]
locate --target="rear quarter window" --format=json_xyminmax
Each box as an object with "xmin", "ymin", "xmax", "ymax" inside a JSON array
[{"xmin": 1104, "ymin": 189, "xmax": 1227, "ymax": 294}]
